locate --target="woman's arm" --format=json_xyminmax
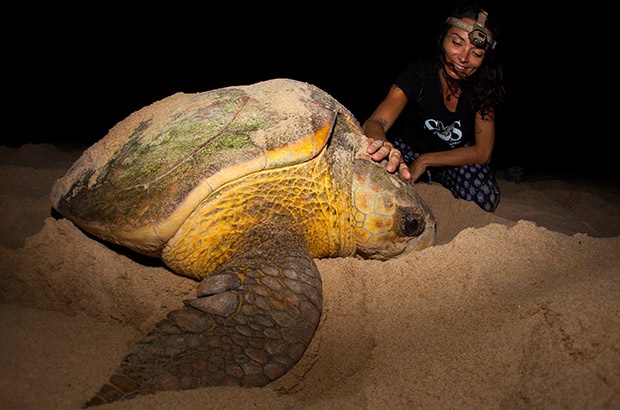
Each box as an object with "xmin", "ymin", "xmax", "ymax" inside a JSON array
[{"xmin": 362, "ymin": 85, "xmax": 410, "ymax": 176}]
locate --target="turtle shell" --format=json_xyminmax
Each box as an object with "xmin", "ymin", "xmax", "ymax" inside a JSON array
[
  {"xmin": 51, "ymin": 79, "xmax": 355, "ymax": 257},
  {"xmin": 52, "ymin": 79, "xmax": 436, "ymax": 406}
]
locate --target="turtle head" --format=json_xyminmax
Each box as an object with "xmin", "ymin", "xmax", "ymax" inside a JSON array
[{"xmin": 352, "ymin": 156, "xmax": 436, "ymax": 260}]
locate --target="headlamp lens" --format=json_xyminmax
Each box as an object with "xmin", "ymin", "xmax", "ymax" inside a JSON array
[{"xmin": 469, "ymin": 30, "xmax": 487, "ymax": 48}]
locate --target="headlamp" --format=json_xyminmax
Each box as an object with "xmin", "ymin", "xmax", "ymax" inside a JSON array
[{"xmin": 446, "ymin": 10, "xmax": 497, "ymax": 50}]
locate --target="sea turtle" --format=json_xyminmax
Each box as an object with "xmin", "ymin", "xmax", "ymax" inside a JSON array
[{"xmin": 50, "ymin": 78, "xmax": 436, "ymax": 406}]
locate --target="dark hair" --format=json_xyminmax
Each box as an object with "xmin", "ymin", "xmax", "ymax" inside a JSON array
[{"xmin": 437, "ymin": 1, "xmax": 505, "ymax": 120}]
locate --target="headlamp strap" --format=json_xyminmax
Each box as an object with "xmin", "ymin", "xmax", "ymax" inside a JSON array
[
  {"xmin": 475, "ymin": 10, "xmax": 489, "ymax": 31},
  {"xmin": 446, "ymin": 10, "xmax": 497, "ymax": 50}
]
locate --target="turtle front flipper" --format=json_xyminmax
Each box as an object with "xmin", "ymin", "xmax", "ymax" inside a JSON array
[{"xmin": 84, "ymin": 225, "xmax": 323, "ymax": 407}]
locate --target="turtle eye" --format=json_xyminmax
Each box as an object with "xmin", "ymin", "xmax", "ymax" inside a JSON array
[{"xmin": 402, "ymin": 211, "xmax": 424, "ymax": 237}]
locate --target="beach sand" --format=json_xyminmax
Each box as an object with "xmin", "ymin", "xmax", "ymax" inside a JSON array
[{"xmin": 1, "ymin": 143, "xmax": 619, "ymax": 409}]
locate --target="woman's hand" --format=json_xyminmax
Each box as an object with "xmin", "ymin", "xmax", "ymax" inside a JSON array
[
  {"xmin": 408, "ymin": 160, "xmax": 427, "ymax": 183},
  {"xmin": 366, "ymin": 139, "xmax": 412, "ymax": 180}
]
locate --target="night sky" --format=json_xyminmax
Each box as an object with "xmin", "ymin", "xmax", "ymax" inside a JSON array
[{"xmin": 9, "ymin": 3, "xmax": 613, "ymax": 183}]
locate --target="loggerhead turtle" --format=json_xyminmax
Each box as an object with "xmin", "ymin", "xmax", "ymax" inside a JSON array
[{"xmin": 50, "ymin": 78, "xmax": 436, "ymax": 406}]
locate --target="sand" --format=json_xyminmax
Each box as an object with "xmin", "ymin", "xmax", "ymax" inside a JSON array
[{"xmin": 1, "ymin": 143, "xmax": 619, "ymax": 409}]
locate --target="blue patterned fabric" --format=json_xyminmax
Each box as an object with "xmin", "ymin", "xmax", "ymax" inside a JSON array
[{"xmin": 393, "ymin": 136, "xmax": 500, "ymax": 212}]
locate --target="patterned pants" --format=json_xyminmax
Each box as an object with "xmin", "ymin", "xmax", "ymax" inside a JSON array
[{"xmin": 393, "ymin": 137, "xmax": 501, "ymax": 212}]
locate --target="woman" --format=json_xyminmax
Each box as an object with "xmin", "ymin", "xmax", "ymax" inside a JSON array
[{"xmin": 363, "ymin": 2, "xmax": 505, "ymax": 212}]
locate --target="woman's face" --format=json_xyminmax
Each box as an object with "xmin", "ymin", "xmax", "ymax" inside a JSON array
[{"xmin": 442, "ymin": 17, "xmax": 491, "ymax": 80}]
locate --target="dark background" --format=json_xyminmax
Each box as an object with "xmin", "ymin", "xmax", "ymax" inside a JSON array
[{"xmin": 8, "ymin": 2, "xmax": 613, "ymax": 183}]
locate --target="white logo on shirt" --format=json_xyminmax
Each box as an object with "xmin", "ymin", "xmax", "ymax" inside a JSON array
[{"xmin": 424, "ymin": 119, "xmax": 462, "ymax": 147}]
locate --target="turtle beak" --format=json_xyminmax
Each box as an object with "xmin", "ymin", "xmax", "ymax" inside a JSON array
[{"xmin": 352, "ymin": 158, "xmax": 436, "ymax": 260}]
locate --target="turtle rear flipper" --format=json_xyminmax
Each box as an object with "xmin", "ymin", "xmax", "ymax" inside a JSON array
[{"xmin": 84, "ymin": 224, "xmax": 323, "ymax": 407}]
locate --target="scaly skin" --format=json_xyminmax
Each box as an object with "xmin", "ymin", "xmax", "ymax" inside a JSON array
[
  {"xmin": 85, "ymin": 224, "xmax": 321, "ymax": 406},
  {"xmin": 163, "ymin": 146, "xmax": 355, "ymax": 279},
  {"xmin": 85, "ymin": 142, "xmax": 345, "ymax": 407}
]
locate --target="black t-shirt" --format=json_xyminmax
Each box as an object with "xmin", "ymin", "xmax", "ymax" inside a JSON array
[{"xmin": 388, "ymin": 56, "xmax": 476, "ymax": 154}]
